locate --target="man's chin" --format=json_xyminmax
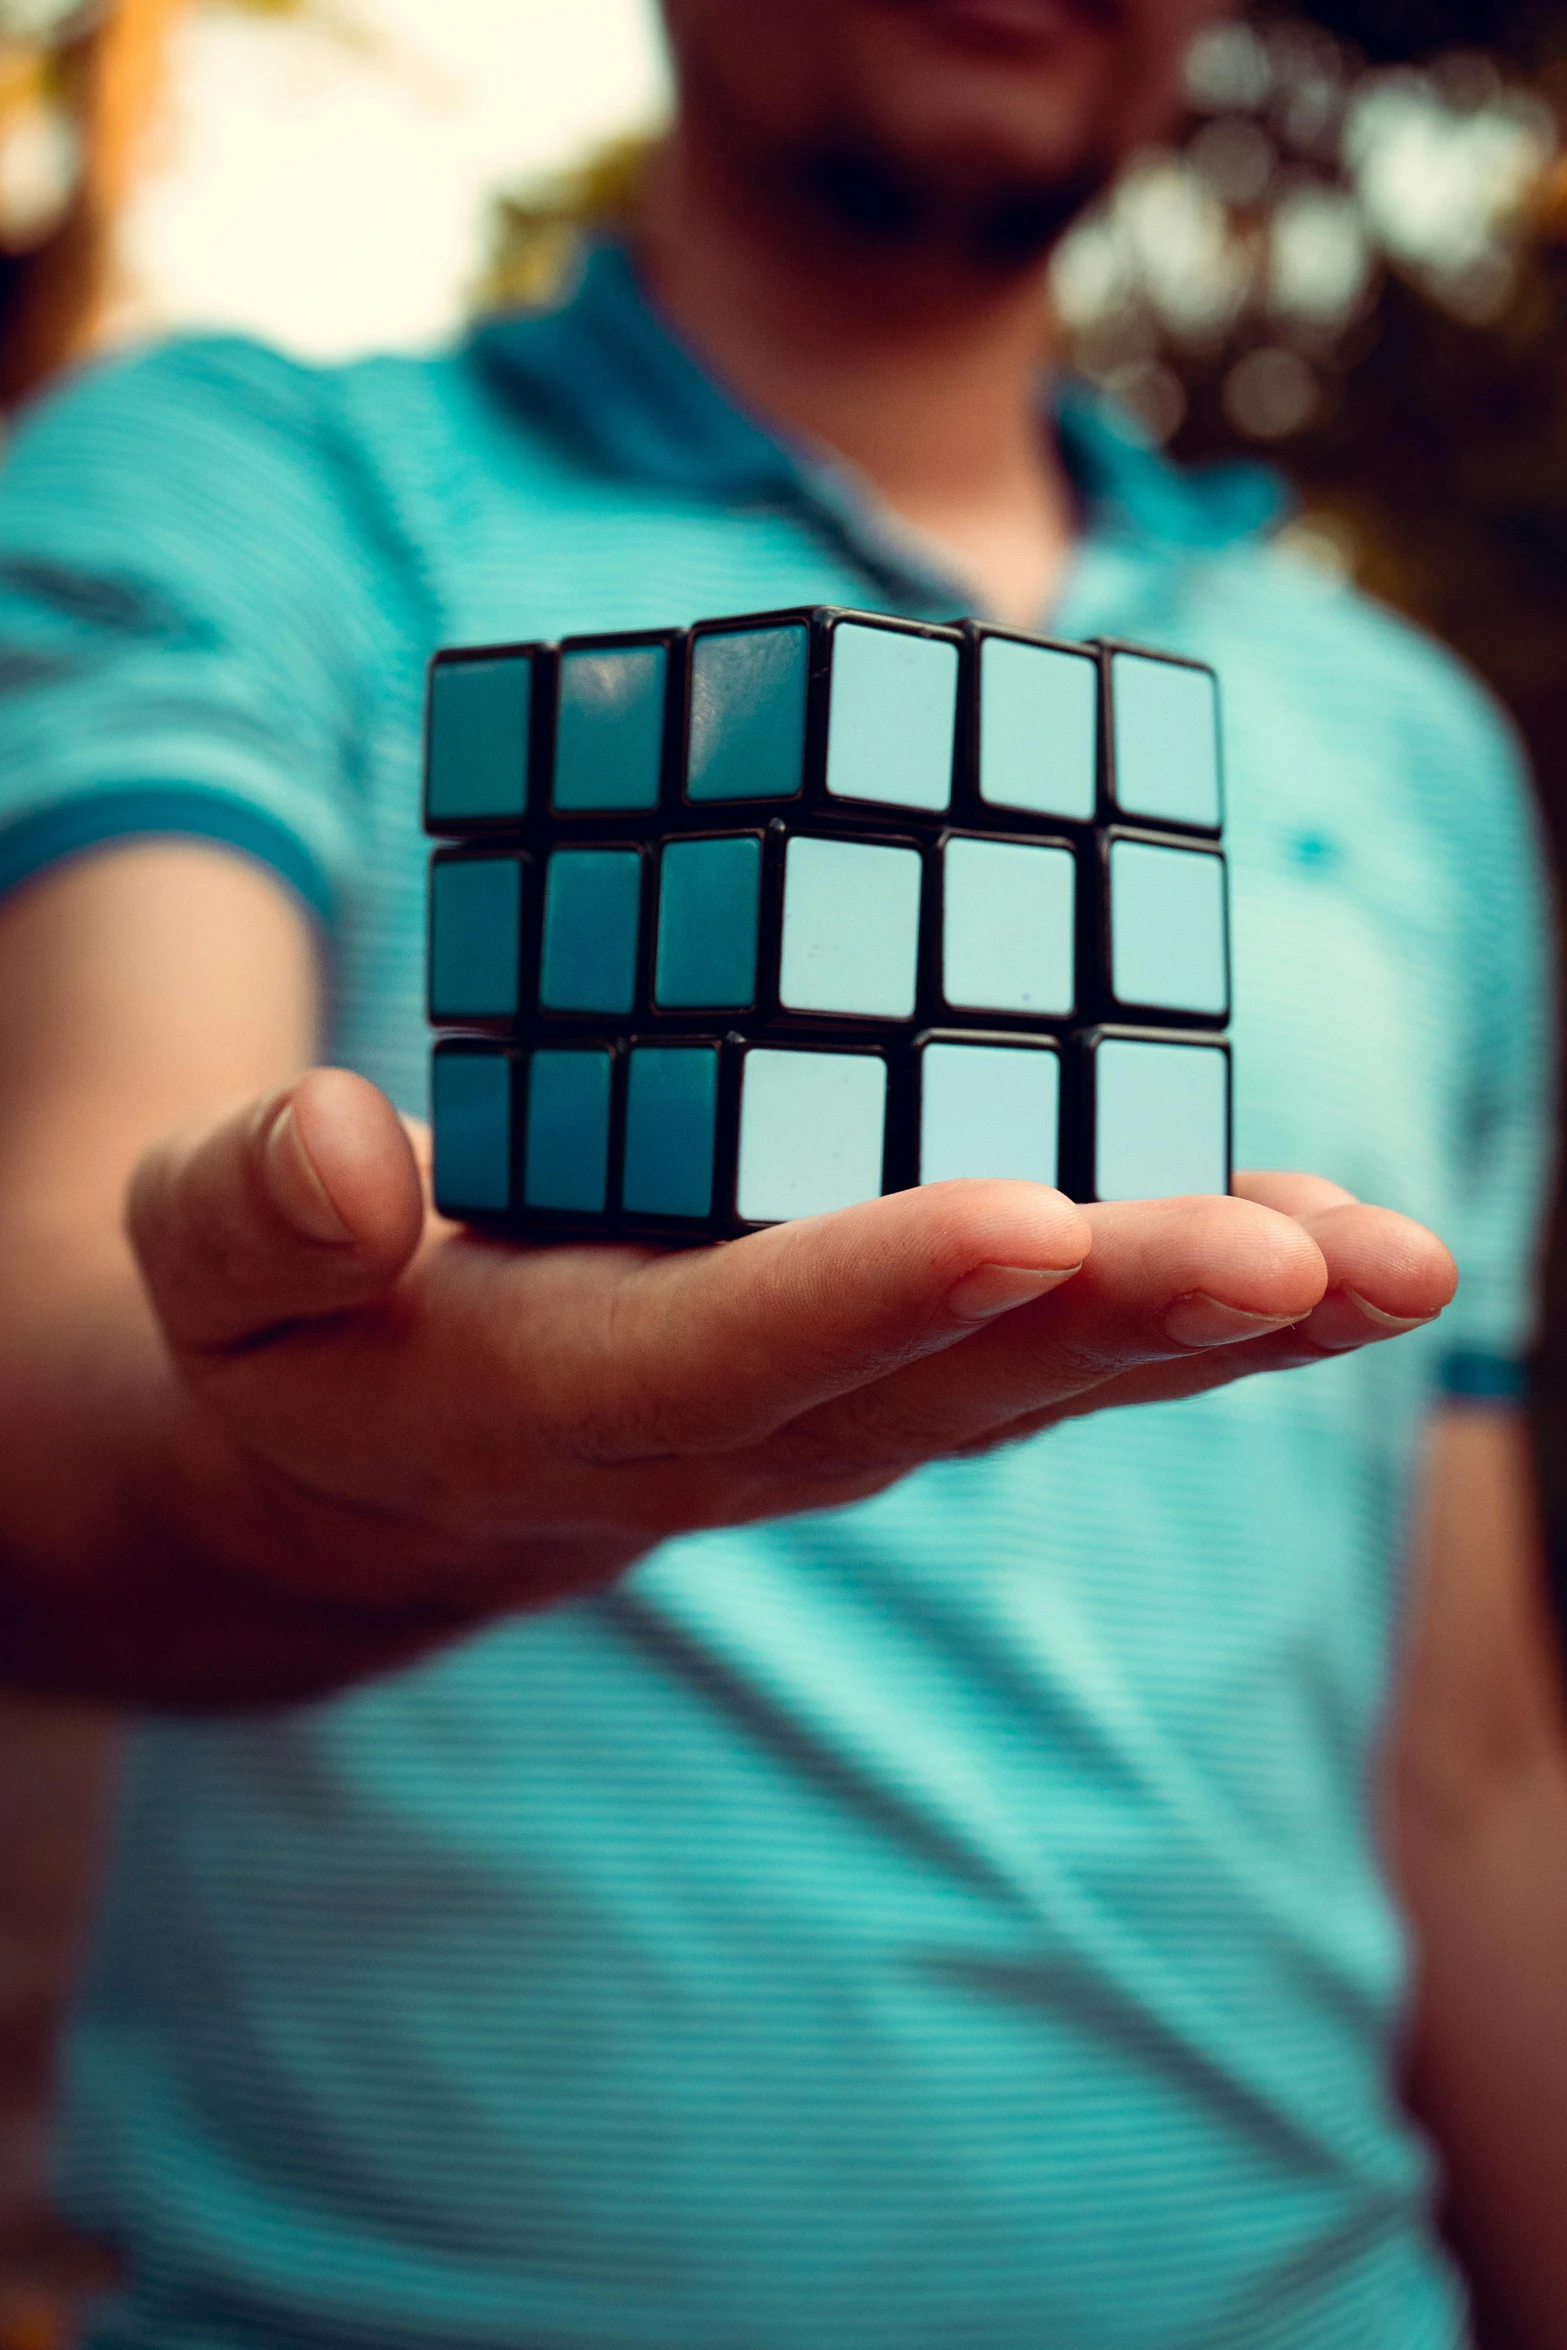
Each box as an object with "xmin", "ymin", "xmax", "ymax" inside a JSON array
[{"xmin": 786, "ymin": 133, "xmax": 1110, "ymax": 269}]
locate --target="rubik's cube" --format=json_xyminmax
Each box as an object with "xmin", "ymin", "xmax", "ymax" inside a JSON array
[{"xmin": 425, "ymin": 608, "xmax": 1231, "ymax": 1241}]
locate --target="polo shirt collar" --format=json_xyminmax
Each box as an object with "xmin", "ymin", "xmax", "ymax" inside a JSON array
[
  {"xmin": 469, "ymin": 239, "xmax": 1280, "ymax": 613},
  {"xmin": 471, "ymin": 241, "xmax": 797, "ymax": 502}
]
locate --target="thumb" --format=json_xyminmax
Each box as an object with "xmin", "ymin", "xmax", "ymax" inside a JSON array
[{"xmin": 128, "ymin": 1068, "xmax": 426, "ymax": 1353}]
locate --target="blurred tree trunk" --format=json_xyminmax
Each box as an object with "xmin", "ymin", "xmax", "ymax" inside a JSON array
[
  {"xmin": 0, "ymin": 1705, "xmax": 120, "ymax": 2350},
  {"xmin": 2, "ymin": 8, "xmax": 188, "ymax": 2338},
  {"xmin": 1, "ymin": 0, "xmax": 186, "ymax": 405}
]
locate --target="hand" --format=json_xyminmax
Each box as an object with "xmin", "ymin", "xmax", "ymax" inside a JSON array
[{"xmin": 127, "ymin": 1070, "xmax": 1456, "ymax": 1645}]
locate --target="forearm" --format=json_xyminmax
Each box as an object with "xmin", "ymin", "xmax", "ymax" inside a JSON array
[
  {"xmin": 1399, "ymin": 1750, "xmax": 1567, "ymax": 2350},
  {"xmin": 1392, "ymin": 1406, "xmax": 1567, "ymax": 2350},
  {"xmin": 0, "ymin": 1232, "xmax": 479, "ymax": 1706},
  {"xmin": 0, "ymin": 847, "xmax": 457, "ymax": 1701}
]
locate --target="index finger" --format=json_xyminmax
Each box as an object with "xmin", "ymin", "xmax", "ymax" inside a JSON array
[
  {"xmin": 759, "ymin": 1189, "xmax": 1330, "ymax": 1475},
  {"xmin": 509, "ymin": 1178, "xmax": 1093, "ymax": 1460}
]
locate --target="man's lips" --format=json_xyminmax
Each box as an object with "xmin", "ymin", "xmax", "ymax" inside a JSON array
[{"xmin": 898, "ymin": 0, "xmax": 1123, "ymax": 45}]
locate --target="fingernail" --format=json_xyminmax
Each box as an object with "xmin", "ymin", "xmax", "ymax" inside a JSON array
[
  {"xmin": 1296, "ymin": 1290, "xmax": 1441, "ymax": 1353},
  {"xmin": 263, "ymin": 1101, "xmax": 354, "ymax": 1244},
  {"xmin": 1344, "ymin": 1289, "xmax": 1440, "ymax": 1332},
  {"xmin": 1163, "ymin": 1293, "xmax": 1305, "ymax": 1349},
  {"xmin": 947, "ymin": 1262, "xmax": 1083, "ymax": 1323}
]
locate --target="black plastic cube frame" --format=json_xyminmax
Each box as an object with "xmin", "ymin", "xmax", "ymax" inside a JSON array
[{"xmin": 426, "ymin": 613, "xmax": 1232, "ymax": 1244}]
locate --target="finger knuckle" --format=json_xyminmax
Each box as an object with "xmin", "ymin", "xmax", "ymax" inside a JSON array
[
  {"xmin": 771, "ymin": 1384, "xmax": 935, "ymax": 1480},
  {"xmin": 526, "ymin": 1275, "xmax": 714, "ymax": 1467}
]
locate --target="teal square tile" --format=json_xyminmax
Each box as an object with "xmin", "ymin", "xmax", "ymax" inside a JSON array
[
  {"xmin": 524, "ymin": 1050, "xmax": 612, "ymax": 1214},
  {"xmin": 825, "ymin": 624, "xmax": 956, "ymax": 812},
  {"xmin": 431, "ymin": 1047, "xmax": 514, "ymax": 1216},
  {"xmin": 428, "ymin": 855, "xmax": 523, "ymax": 1022},
  {"xmin": 554, "ymin": 644, "xmax": 666, "ymax": 812},
  {"xmin": 622, "ymin": 1047, "xmax": 719, "ymax": 1219},
  {"xmin": 687, "ymin": 625, "xmax": 807, "ymax": 803},
  {"xmin": 1094, "ymin": 1039, "xmax": 1229, "ymax": 1200},
  {"xmin": 654, "ymin": 836, "xmax": 761, "ymax": 1009},
  {"xmin": 1110, "ymin": 654, "xmax": 1222, "ymax": 829},
  {"xmin": 425, "ymin": 655, "xmax": 532, "ymax": 825},
  {"xmin": 1109, "ymin": 841, "xmax": 1228, "ymax": 1016},
  {"xmin": 540, "ymin": 849, "xmax": 642, "ymax": 1014},
  {"xmin": 978, "ymin": 638, "xmax": 1097, "ymax": 820}
]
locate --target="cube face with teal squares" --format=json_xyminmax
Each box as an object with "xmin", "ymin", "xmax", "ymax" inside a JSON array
[{"xmin": 424, "ymin": 606, "xmax": 1232, "ymax": 1239}]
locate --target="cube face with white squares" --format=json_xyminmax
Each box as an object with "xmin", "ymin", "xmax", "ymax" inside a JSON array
[{"xmin": 425, "ymin": 607, "xmax": 1232, "ymax": 1238}]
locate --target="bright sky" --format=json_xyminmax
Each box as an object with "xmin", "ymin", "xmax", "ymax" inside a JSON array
[{"xmin": 116, "ymin": 0, "xmax": 670, "ymax": 358}]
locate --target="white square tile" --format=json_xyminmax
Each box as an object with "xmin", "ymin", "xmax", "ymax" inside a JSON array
[
  {"xmin": 824, "ymin": 623, "xmax": 957, "ymax": 811},
  {"xmin": 1110, "ymin": 654, "xmax": 1222, "ymax": 829},
  {"xmin": 737, "ymin": 1049, "xmax": 887, "ymax": 1222},
  {"xmin": 978, "ymin": 636, "xmax": 1097, "ymax": 820},
  {"xmin": 920, "ymin": 1043, "xmax": 1060, "ymax": 1187},
  {"xmin": 1094, "ymin": 1039, "xmax": 1228, "ymax": 1200},
  {"xmin": 779, "ymin": 836, "xmax": 922, "ymax": 1017},
  {"xmin": 1109, "ymin": 841, "xmax": 1228, "ymax": 1016},
  {"xmin": 942, "ymin": 837, "xmax": 1075, "ymax": 1015}
]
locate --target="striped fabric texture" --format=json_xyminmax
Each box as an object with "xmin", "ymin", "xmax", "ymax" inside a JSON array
[{"xmin": 0, "ymin": 244, "xmax": 1551, "ymax": 2349}]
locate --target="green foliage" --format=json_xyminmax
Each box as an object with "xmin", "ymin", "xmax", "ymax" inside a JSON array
[
  {"xmin": 1150, "ymin": 2, "xmax": 1567, "ymax": 1521},
  {"xmin": 1064, "ymin": 7, "xmax": 1567, "ymax": 842}
]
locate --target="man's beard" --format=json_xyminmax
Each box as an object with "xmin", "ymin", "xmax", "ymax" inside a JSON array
[{"xmin": 782, "ymin": 131, "xmax": 1110, "ymax": 269}]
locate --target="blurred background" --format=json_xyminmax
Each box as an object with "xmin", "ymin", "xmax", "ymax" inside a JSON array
[{"xmin": 1, "ymin": 1, "xmax": 1565, "ymax": 2341}]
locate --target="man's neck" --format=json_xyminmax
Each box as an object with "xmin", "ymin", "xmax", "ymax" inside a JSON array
[{"xmin": 638, "ymin": 129, "xmax": 1079, "ymax": 630}]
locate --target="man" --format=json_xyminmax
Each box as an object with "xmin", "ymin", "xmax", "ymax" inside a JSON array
[{"xmin": 0, "ymin": 1, "xmax": 1562, "ymax": 2343}]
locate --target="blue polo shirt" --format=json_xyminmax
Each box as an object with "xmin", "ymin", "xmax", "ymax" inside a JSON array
[{"xmin": 0, "ymin": 243, "xmax": 1550, "ymax": 2350}]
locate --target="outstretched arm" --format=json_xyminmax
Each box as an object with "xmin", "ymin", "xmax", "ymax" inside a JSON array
[
  {"xmin": 1392, "ymin": 1405, "xmax": 1567, "ymax": 2350},
  {"xmin": 0, "ymin": 841, "xmax": 1458, "ymax": 1710}
]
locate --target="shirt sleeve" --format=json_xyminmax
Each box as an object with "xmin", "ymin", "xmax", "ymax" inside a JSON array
[
  {"xmin": 0, "ymin": 334, "xmax": 400, "ymax": 920},
  {"xmin": 1430, "ymin": 675, "xmax": 1558, "ymax": 1401}
]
